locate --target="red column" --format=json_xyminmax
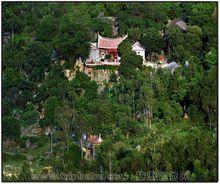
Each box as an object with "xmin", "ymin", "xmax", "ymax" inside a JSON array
[{"xmin": 114, "ymin": 50, "xmax": 118, "ymax": 62}]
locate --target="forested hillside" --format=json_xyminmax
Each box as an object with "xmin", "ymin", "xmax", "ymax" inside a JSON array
[{"xmin": 2, "ymin": 2, "xmax": 217, "ymax": 182}]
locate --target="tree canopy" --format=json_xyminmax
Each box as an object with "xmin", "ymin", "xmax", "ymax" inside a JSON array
[{"xmin": 2, "ymin": 2, "xmax": 217, "ymax": 182}]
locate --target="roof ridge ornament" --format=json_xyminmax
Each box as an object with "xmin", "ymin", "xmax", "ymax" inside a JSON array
[{"xmin": 97, "ymin": 32, "xmax": 103, "ymax": 39}]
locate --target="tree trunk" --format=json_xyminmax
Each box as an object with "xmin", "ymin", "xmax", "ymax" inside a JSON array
[
  {"xmin": 80, "ymin": 140, "xmax": 83, "ymax": 159},
  {"xmin": 66, "ymin": 134, "xmax": 69, "ymax": 151},
  {"xmin": 132, "ymin": 89, "xmax": 135, "ymax": 119},
  {"xmin": 50, "ymin": 131, "xmax": 53, "ymax": 155},
  {"xmin": 62, "ymin": 144, "xmax": 65, "ymax": 170},
  {"xmin": 122, "ymin": 84, "xmax": 125, "ymax": 106},
  {"xmin": 109, "ymin": 153, "xmax": 112, "ymax": 181},
  {"xmin": 100, "ymin": 165, "xmax": 103, "ymax": 180},
  {"xmin": 126, "ymin": 131, "xmax": 129, "ymax": 139},
  {"xmin": 12, "ymin": 22, "xmax": 14, "ymax": 46},
  {"xmin": 145, "ymin": 117, "xmax": 148, "ymax": 129},
  {"xmin": 149, "ymin": 108, "xmax": 152, "ymax": 130}
]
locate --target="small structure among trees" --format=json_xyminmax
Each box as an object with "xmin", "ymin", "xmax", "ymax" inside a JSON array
[
  {"xmin": 131, "ymin": 42, "xmax": 146, "ymax": 63},
  {"xmin": 86, "ymin": 34, "xmax": 146, "ymax": 66},
  {"xmin": 86, "ymin": 34, "xmax": 127, "ymax": 66},
  {"xmin": 81, "ymin": 134, "xmax": 103, "ymax": 159},
  {"xmin": 168, "ymin": 18, "xmax": 187, "ymax": 32}
]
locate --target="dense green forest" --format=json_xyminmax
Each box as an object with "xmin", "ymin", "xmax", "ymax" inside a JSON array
[{"xmin": 2, "ymin": 2, "xmax": 217, "ymax": 182}]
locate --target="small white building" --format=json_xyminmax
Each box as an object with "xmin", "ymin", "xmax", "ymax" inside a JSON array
[
  {"xmin": 88, "ymin": 42, "xmax": 100, "ymax": 63},
  {"xmin": 132, "ymin": 42, "xmax": 146, "ymax": 64}
]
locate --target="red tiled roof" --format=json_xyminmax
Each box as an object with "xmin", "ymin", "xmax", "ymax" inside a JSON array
[
  {"xmin": 98, "ymin": 35, "xmax": 127, "ymax": 49},
  {"xmin": 87, "ymin": 135, "xmax": 103, "ymax": 144},
  {"xmin": 159, "ymin": 55, "xmax": 165, "ymax": 62}
]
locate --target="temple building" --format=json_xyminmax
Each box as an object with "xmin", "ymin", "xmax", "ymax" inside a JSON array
[
  {"xmin": 81, "ymin": 134, "xmax": 103, "ymax": 159},
  {"xmin": 86, "ymin": 34, "xmax": 146, "ymax": 66},
  {"xmin": 86, "ymin": 34, "xmax": 127, "ymax": 66}
]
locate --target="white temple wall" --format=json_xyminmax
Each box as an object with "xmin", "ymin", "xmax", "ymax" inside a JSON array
[
  {"xmin": 132, "ymin": 42, "xmax": 146, "ymax": 64},
  {"xmin": 88, "ymin": 49, "xmax": 100, "ymax": 62},
  {"xmin": 137, "ymin": 50, "xmax": 145, "ymax": 61}
]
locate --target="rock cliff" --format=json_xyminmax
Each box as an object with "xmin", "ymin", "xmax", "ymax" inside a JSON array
[{"xmin": 64, "ymin": 59, "xmax": 117, "ymax": 93}]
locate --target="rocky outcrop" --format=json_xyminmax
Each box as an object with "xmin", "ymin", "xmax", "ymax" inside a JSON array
[
  {"xmin": 85, "ymin": 67, "xmax": 117, "ymax": 92},
  {"xmin": 64, "ymin": 59, "xmax": 85, "ymax": 81},
  {"xmin": 20, "ymin": 122, "xmax": 43, "ymax": 138},
  {"xmin": 64, "ymin": 59, "xmax": 117, "ymax": 93}
]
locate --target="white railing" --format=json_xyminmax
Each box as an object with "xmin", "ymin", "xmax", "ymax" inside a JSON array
[{"xmin": 86, "ymin": 61, "xmax": 120, "ymax": 66}]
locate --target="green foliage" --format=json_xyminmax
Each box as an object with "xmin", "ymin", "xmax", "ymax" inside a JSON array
[
  {"xmin": 59, "ymin": 143, "xmax": 81, "ymax": 172},
  {"xmin": 2, "ymin": 2, "xmax": 217, "ymax": 182},
  {"xmin": 91, "ymin": 18, "xmax": 112, "ymax": 37},
  {"xmin": 141, "ymin": 27, "xmax": 163, "ymax": 54},
  {"xmin": 3, "ymin": 116, "xmax": 20, "ymax": 139},
  {"xmin": 204, "ymin": 48, "xmax": 217, "ymax": 69},
  {"xmin": 18, "ymin": 161, "xmax": 32, "ymax": 181},
  {"xmin": 187, "ymin": 25, "xmax": 202, "ymax": 37},
  {"xmin": 70, "ymin": 71, "xmax": 98, "ymax": 100},
  {"xmin": 118, "ymin": 39, "xmax": 132, "ymax": 57},
  {"xmin": 3, "ymin": 152, "xmax": 26, "ymax": 163},
  {"xmin": 21, "ymin": 102, "xmax": 39, "ymax": 126},
  {"xmin": 119, "ymin": 52, "xmax": 143, "ymax": 78},
  {"xmin": 43, "ymin": 96, "xmax": 61, "ymax": 126}
]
